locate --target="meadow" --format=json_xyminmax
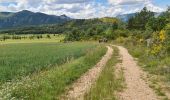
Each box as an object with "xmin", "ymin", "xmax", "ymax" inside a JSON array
[
  {"xmin": 0, "ymin": 43, "xmax": 106, "ymax": 99},
  {"xmin": 0, "ymin": 34, "xmax": 64, "ymax": 44},
  {"xmin": 0, "ymin": 42, "xmax": 98, "ymax": 83},
  {"xmin": 0, "ymin": 34, "xmax": 108, "ymax": 99}
]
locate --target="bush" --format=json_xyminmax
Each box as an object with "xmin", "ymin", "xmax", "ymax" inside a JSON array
[{"xmin": 46, "ymin": 34, "xmax": 51, "ymax": 39}]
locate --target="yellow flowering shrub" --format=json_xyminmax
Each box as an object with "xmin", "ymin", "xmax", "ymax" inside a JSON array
[
  {"xmin": 150, "ymin": 44, "xmax": 163, "ymax": 55},
  {"xmin": 159, "ymin": 30, "xmax": 166, "ymax": 42},
  {"xmin": 149, "ymin": 30, "xmax": 167, "ymax": 57}
]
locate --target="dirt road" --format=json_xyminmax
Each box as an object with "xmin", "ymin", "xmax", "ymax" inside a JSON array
[
  {"xmin": 62, "ymin": 45, "xmax": 158, "ymax": 100},
  {"xmin": 62, "ymin": 46, "xmax": 113, "ymax": 100},
  {"xmin": 115, "ymin": 45, "xmax": 158, "ymax": 100}
]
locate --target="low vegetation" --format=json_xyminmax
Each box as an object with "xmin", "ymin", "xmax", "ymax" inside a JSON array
[{"xmin": 0, "ymin": 42, "xmax": 96, "ymax": 83}]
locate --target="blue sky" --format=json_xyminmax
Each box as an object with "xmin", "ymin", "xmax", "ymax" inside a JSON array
[
  {"xmin": 154, "ymin": 0, "xmax": 170, "ymax": 8},
  {"xmin": 0, "ymin": 0, "xmax": 169, "ymax": 18}
]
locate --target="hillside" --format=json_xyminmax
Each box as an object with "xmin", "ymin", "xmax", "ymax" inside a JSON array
[
  {"xmin": 0, "ymin": 10, "xmax": 71, "ymax": 29},
  {"xmin": 116, "ymin": 13, "xmax": 136, "ymax": 22},
  {"xmin": 0, "ymin": 18, "xmax": 121, "ymax": 35},
  {"xmin": 0, "ymin": 12, "xmax": 14, "ymax": 18}
]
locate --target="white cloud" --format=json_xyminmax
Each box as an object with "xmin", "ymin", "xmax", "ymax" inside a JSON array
[
  {"xmin": 108, "ymin": 0, "xmax": 145, "ymax": 5},
  {"xmin": 144, "ymin": 0, "xmax": 164, "ymax": 12},
  {"xmin": 0, "ymin": 0, "xmax": 166, "ymax": 19},
  {"xmin": 107, "ymin": 0, "xmax": 164, "ymax": 14},
  {"xmin": 45, "ymin": 0, "xmax": 92, "ymax": 4}
]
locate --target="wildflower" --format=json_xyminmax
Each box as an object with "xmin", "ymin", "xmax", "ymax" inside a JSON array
[{"xmin": 159, "ymin": 30, "xmax": 166, "ymax": 42}]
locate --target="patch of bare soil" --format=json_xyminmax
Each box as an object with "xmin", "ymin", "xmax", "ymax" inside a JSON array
[
  {"xmin": 115, "ymin": 46, "xmax": 158, "ymax": 100},
  {"xmin": 61, "ymin": 46, "xmax": 113, "ymax": 100}
]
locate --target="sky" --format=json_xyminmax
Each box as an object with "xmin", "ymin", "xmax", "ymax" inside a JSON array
[{"xmin": 0, "ymin": 0, "xmax": 169, "ymax": 19}]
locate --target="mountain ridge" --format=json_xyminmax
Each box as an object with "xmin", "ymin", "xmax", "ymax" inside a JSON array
[{"xmin": 0, "ymin": 10, "xmax": 71, "ymax": 29}]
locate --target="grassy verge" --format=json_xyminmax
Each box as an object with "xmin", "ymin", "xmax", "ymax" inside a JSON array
[
  {"xmin": 125, "ymin": 44, "xmax": 170, "ymax": 82},
  {"xmin": 85, "ymin": 46, "xmax": 124, "ymax": 100},
  {"xmin": 0, "ymin": 45, "xmax": 106, "ymax": 100}
]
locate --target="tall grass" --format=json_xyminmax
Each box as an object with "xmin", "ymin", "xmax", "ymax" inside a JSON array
[
  {"xmin": 0, "ymin": 42, "xmax": 96, "ymax": 83},
  {"xmin": 125, "ymin": 44, "xmax": 170, "ymax": 81},
  {"xmin": 0, "ymin": 44, "xmax": 107, "ymax": 100},
  {"xmin": 85, "ymin": 47, "xmax": 124, "ymax": 100}
]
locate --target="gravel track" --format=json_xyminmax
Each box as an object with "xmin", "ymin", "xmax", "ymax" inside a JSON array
[
  {"xmin": 62, "ymin": 46, "xmax": 113, "ymax": 100},
  {"xmin": 115, "ymin": 45, "xmax": 158, "ymax": 100}
]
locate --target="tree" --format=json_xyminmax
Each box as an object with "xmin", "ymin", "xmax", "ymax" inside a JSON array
[
  {"xmin": 128, "ymin": 7, "xmax": 154, "ymax": 30},
  {"xmin": 105, "ymin": 28, "xmax": 115, "ymax": 39},
  {"xmin": 65, "ymin": 29, "xmax": 81, "ymax": 41},
  {"xmin": 46, "ymin": 35, "xmax": 51, "ymax": 39},
  {"xmin": 163, "ymin": 6, "xmax": 170, "ymax": 23},
  {"xmin": 127, "ymin": 17, "xmax": 135, "ymax": 29},
  {"xmin": 146, "ymin": 16, "xmax": 167, "ymax": 31}
]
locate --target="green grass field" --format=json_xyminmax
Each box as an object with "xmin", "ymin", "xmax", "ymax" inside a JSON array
[
  {"xmin": 0, "ymin": 34, "xmax": 64, "ymax": 44},
  {"xmin": 0, "ymin": 42, "xmax": 97, "ymax": 83},
  {"xmin": 0, "ymin": 34, "xmax": 109, "ymax": 99},
  {"xmin": 0, "ymin": 43, "xmax": 106, "ymax": 100}
]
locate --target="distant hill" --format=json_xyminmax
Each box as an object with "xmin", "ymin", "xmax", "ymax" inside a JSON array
[
  {"xmin": 116, "ymin": 12, "xmax": 162, "ymax": 22},
  {"xmin": 154, "ymin": 12, "xmax": 162, "ymax": 17},
  {"xmin": 0, "ymin": 12, "xmax": 14, "ymax": 18},
  {"xmin": 0, "ymin": 10, "xmax": 71, "ymax": 29},
  {"xmin": 0, "ymin": 18, "xmax": 121, "ymax": 34},
  {"xmin": 116, "ymin": 13, "xmax": 136, "ymax": 22}
]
